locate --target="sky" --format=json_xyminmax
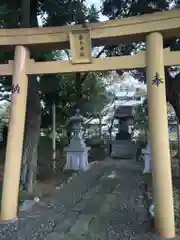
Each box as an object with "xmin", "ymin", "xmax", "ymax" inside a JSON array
[
  {"xmin": 38, "ymin": 0, "xmax": 107, "ymax": 26},
  {"xmin": 87, "ymin": 0, "xmax": 108, "ymax": 21},
  {"xmin": 88, "ymin": 0, "xmax": 101, "ymax": 10}
]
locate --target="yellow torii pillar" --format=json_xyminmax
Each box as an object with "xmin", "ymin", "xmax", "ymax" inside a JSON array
[
  {"xmin": 146, "ymin": 32, "xmax": 175, "ymax": 238},
  {"xmin": 0, "ymin": 46, "xmax": 29, "ymax": 221}
]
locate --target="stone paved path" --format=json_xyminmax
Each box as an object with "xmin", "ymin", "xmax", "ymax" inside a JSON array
[{"xmin": 0, "ymin": 159, "xmax": 179, "ymax": 239}]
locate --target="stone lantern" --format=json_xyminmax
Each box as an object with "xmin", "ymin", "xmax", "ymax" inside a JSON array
[{"xmin": 64, "ymin": 109, "xmax": 90, "ymax": 171}]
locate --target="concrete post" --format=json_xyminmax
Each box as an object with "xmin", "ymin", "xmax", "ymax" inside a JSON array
[
  {"xmin": 146, "ymin": 32, "xmax": 175, "ymax": 238},
  {"xmin": 52, "ymin": 102, "xmax": 56, "ymax": 171},
  {"xmin": 1, "ymin": 46, "xmax": 29, "ymax": 221},
  {"xmin": 176, "ymin": 117, "xmax": 180, "ymax": 158}
]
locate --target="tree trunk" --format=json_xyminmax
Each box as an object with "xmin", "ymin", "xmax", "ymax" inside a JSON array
[
  {"xmin": 166, "ymin": 71, "xmax": 180, "ymax": 121},
  {"xmin": 108, "ymin": 118, "xmax": 114, "ymax": 155},
  {"xmin": 164, "ymin": 70, "xmax": 180, "ymax": 175},
  {"xmin": 99, "ymin": 115, "xmax": 102, "ymax": 138},
  {"xmin": 176, "ymin": 119, "xmax": 180, "ymax": 158},
  {"xmin": 20, "ymin": 0, "xmax": 41, "ymax": 194},
  {"xmin": 52, "ymin": 102, "xmax": 56, "ymax": 171},
  {"xmin": 21, "ymin": 78, "xmax": 41, "ymax": 193},
  {"xmin": 75, "ymin": 72, "xmax": 83, "ymax": 110}
]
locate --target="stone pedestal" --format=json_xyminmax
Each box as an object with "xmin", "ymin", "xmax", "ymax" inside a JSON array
[
  {"xmin": 64, "ymin": 109, "xmax": 90, "ymax": 171},
  {"xmin": 111, "ymin": 112, "xmax": 136, "ymax": 159},
  {"xmin": 111, "ymin": 140, "xmax": 136, "ymax": 159},
  {"xmin": 142, "ymin": 143, "xmax": 152, "ymax": 174},
  {"xmin": 64, "ymin": 137, "xmax": 90, "ymax": 171}
]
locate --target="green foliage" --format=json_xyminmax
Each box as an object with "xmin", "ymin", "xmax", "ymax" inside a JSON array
[
  {"xmin": 0, "ymin": 3, "xmax": 20, "ymax": 28},
  {"xmin": 0, "ymin": 0, "xmax": 110, "ymax": 129},
  {"xmin": 102, "ymin": 0, "xmax": 180, "ymax": 76},
  {"xmin": 86, "ymin": 4, "xmax": 99, "ymax": 23},
  {"xmin": 102, "ymin": 0, "xmax": 180, "ymax": 122},
  {"xmin": 170, "ymin": 140, "xmax": 178, "ymax": 150},
  {"xmin": 102, "ymin": 0, "xmax": 170, "ymax": 19},
  {"xmin": 40, "ymin": 72, "xmax": 112, "ymax": 128},
  {"xmin": 102, "ymin": 0, "xmax": 180, "ymax": 56},
  {"xmin": 134, "ymin": 98, "xmax": 148, "ymax": 129},
  {"xmin": 41, "ymin": 0, "xmax": 99, "ymax": 26},
  {"xmin": 0, "ymin": 0, "xmax": 100, "ymax": 27}
]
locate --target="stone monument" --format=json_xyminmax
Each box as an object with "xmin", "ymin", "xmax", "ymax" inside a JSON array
[
  {"xmin": 64, "ymin": 109, "xmax": 90, "ymax": 171},
  {"xmin": 142, "ymin": 140, "xmax": 152, "ymax": 174},
  {"xmin": 111, "ymin": 105, "xmax": 136, "ymax": 158}
]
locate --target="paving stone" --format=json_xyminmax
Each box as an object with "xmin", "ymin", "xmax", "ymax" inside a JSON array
[
  {"xmin": 49, "ymin": 164, "xmax": 105, "ymax": 209},
  {"xmin": 0, "ymin": 159, "xmax": 170, "ymax": 239},
  {"xmin": 44, "ymin": 232, "xmax": 62, "ymax": 240},
  {"xmin": 59, "ymin": 234, "xmax": 79, "ymax": 240},
  {"xmin": 97, "ymin": 178, "xmax": 118, "ymax": 194},
  {"xmin": 54, "ymin": 211, "xmax": 79, "ymax": 234},
  {"xmin": 99, "ymin": 194, "xmax": 118, "ymax": 214},
  {"xmin": 83, "ymin": 193, "xmax": 106, "ymax": 215},
  {"xmin": 68, "ymin": 214, "xmax": 95, "ymax": 236},
  {"xmin": 83, "ymin": 185, "xmax": 101, "ymax": 199},
  {"xmin": 72, "ymin": 199, "xmax": 89, "ymax": 212},
  {"xmin": 84, "ymin": 161, "xmax": 156, "ymax": 240}
]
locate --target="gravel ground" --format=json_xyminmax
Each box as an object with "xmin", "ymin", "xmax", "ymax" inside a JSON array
[
  {"xmin": 144, "ymin": 156, "xmax": 180, "ymax": 235},
  {"xmin": 0, "ymin": 159, "xmax": 179, "ymax": 240}
]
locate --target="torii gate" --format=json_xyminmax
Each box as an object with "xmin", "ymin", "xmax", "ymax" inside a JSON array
[{"xmin": 0, "ymin": 9, "xmax": 180, "ymax": 239}]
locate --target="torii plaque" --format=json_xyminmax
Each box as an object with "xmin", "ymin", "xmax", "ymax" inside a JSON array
[{"xmin": 69, "ymin": 28, "xmax": 92, "ymax": 64}]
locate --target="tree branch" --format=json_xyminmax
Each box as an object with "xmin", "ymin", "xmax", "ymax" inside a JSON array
[
  {"xmin": 84, "ymin": 116, "xmax": 95, "ymax": 124},
  {"xmin": 64, "ymin": 50, "xmax": 71, "ymax": 60},
  {"xmin": 21, "ymin": 0, "xmax": 30, "ymax": 27},
  {"xmin": 80, "ymin": 46, "xmax": 107, "ymax": 83}
]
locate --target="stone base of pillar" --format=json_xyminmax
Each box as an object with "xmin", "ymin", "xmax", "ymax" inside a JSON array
[
  {"xmin": 142, "ymin": 142, "xmax": 152, "ymax": 174},
  {"xmin": 149, "ymin": 233, "xmax": 179, "ymax": 240},
  {"xmin": 142, "ymin": 154, "xmax": 152, "ymax": 174},
  {"xmin": 0, "ymin": 217, "xmax": 18, "ymax": 224}
]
